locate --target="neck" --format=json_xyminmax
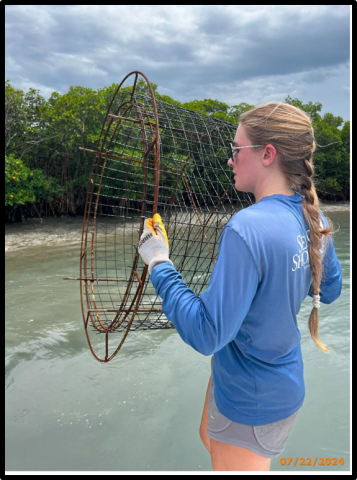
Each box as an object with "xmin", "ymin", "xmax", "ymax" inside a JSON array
[
  {"xmin": 255, "ymin": 188, "xmax": 295, "ymax": 202},
  {"xmin": 253, "ymin": 176, "xmax": 294, "ymax": 203}
]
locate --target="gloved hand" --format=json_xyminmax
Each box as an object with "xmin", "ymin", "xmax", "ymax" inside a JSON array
[{"xmin": 138, "ymin": 213, "xmax": 173, "ymax": 274}]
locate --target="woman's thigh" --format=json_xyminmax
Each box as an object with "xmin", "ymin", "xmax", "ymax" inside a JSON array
[
  {"xmin": 199, "ymin": 376, "xmax": 212, "ymax": 453},
  {"xmin": 205, "ymin": 376, "xmax": 271, "ymax": 471},
  {"xmin": 210, "ymin": 438, "xmax": 271, "ymax": 471},
  {"xmin": 200, "ymin": 375, "xmax": 271, "ymax": 471}
]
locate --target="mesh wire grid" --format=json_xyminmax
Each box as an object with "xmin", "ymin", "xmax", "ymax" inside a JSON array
[{"xmin": 76, "ymin": 71, "xmax": 253, "ymax": 361}]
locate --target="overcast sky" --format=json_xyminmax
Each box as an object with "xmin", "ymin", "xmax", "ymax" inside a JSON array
[{"xmin": 5, "ymin": 5, "xmax": 351, "ymax": 121}]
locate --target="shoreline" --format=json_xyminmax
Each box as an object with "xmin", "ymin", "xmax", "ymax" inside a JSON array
[{"xmin": 5, "ymin": 203, "xmax": 350, "ymax": 253}]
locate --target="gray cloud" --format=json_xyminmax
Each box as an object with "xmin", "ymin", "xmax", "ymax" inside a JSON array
[{"xmin": 5, "ymin": 5, "xmax": 351, "ymax": 120}]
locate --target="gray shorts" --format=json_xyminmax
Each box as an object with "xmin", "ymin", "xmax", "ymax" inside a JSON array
[{"xmin": 207, "ymin": 361, "xmax": 300, "ymax": 459}]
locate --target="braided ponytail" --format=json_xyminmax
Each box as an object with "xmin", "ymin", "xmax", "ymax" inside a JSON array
[
  {"xmin": 297, "ymin": 154, "xmax": 332, "ymax": 353},
  {"xmin": 239, "ymin": 102, "xmax": 333, "ymax": 353}
]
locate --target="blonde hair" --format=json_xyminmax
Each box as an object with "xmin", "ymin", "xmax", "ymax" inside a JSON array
[{"xmin": 239, "ymin": 102, "xmax": 333, "ymax": 353}]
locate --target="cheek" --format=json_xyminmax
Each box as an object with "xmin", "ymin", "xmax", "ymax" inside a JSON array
[
  {"xmin": 235, "ymin": 157, "xmax": 252, "ymax": 176},
  {"xmin": 234, "ymin": 158, "xmax": 256, "ymax": 188}
]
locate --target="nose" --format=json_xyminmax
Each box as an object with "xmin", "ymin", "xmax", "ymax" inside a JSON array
[{"xmin": 227, "ymin": 157, "xmax": 234, "ymax": 167}]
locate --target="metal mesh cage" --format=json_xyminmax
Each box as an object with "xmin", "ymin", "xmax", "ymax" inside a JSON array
[{"xmin": 75, "ymin": 71, "xmax": 253, "ymax": 361}]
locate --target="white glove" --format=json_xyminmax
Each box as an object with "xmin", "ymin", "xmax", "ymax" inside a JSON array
[{"xmin": 138, "ymin": 214, "xmax": 173, "ymax": 274}]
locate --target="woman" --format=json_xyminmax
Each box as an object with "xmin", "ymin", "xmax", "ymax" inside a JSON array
[{"xmin": 138, "ymin": 102, "xmax": 342, "ymax": 471}]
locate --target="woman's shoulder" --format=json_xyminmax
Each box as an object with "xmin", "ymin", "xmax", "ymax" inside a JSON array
[
  {"xmin": 225, "ymin": 205, "xmax": 265, "ymax": 241},
  {"xmin": 227, "ymin": 202, "xmax": 272, "ymax": 228},
  {"xmin": 226, "ymin": 198, "xmax": 302, "ymax": 243}
]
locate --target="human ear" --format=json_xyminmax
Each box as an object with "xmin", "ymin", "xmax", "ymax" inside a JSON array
[{"xmin": 262, "ymin": 144, "xmax": 276, "ymax": 166}]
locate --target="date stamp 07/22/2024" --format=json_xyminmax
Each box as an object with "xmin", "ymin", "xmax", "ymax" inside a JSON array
[{"xmin": 279, "ymin": 457, "xmax": 345, "ymax": 468}]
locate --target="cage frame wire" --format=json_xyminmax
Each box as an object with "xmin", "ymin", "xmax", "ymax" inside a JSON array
[{"xmin": 64, "ymin": 70, "xmax": 253, "ymax": 362}]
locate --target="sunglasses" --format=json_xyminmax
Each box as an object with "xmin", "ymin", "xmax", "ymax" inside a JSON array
[{"xmin": 229, "ymin": 143, "xmax": 264, "ymax": 161}]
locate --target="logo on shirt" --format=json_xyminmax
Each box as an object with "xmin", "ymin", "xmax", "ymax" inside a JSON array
[{"xmin": 292, "ymin": 230, "xmax": 310, "ymax": 271}]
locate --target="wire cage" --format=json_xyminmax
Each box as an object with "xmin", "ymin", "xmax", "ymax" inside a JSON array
[{"xmin": 74, "ymin": 71, "xmax": 253, "ymax": 362}]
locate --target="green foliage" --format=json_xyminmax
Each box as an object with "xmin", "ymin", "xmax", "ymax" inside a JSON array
[
  {"xmin": 182, "ymin": 99, "xmax": 255, "ymax": 123},
  {"xmin": 4, "ymin": 80, "xmax": 350, "ymax": 220},
  {"xmin": 5, "ymin": 154, "xmax": 62, "ymax": 207},
  {"xmin": 285, "ymin": 96, "xmax": 350, "ymax": 198},
  {"xmin": 285, "ymin": 95, "xmax": 323, "ymax": 124},
  {"xmin": 313, "ymin": 118, "xmax": 350, "ymax": 195},
  {"xmin": 228, "ymin": 103, "xmax": 255, "ymax": 122},
  {"xmin": 5, "ymin": 81, "xmax": 27, "ymax": 155},
  {"xmin": 155, "ymin": 93, "xmax": 182, "ymax": 106},
  {"xmin": 183, "ymin": 99, "xmax": 229, "ymax": 116},
  {"xmin": 5, "ymin": 81, "xmax": 48, "ymax": 161}
]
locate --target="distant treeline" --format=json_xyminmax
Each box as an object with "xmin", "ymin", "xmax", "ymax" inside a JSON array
[{"xmin": 5, "ymin": 79, "xmax": 350, "ymax": 222}]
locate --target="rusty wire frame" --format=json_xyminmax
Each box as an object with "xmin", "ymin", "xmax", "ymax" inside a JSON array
[{"xmin": 66, "ymin": 71, "xmax": 253, "ymax": 362}]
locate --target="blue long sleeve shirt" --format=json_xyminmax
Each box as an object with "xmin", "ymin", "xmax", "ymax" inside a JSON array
[{"xmin": 150, "ymin": 192, "xmax": 342, "ymax": 425}]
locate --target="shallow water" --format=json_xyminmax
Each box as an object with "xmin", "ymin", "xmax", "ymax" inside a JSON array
[{"xmin": 5, "ymin": 206, "xmax": 350, "ymax": 472}]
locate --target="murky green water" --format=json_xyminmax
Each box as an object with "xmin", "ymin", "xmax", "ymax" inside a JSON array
[{"xmin": 5, "ymin": 206, "xmax": 350, "ymax": 472}]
